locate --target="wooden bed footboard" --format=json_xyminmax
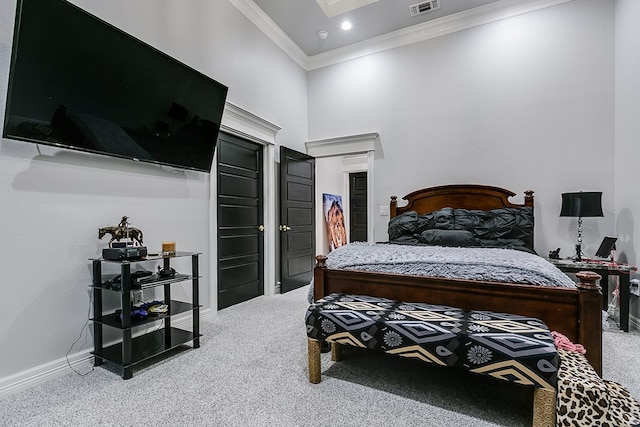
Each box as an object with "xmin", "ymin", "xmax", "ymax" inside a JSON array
[{"xmin": 313, "ymin": 256, "xmax": 603, "ymax": 375}]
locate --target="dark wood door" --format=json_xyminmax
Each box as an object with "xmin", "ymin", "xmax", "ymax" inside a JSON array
[
  {"xmin": 279, "ymin": 147, "xmax": 315, "ymax": 293},
  {"xmin": 349, "ymin": 172, "xmax": 368, "ymax": 242},
  {"xmin": 217, "ymin": 133, "xmax": 263, "ymax": 309}
]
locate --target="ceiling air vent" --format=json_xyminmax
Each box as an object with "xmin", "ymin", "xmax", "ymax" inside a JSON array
[{"xmin": 409, "ymin": 0, "xmax": 440, "ymax": 17}]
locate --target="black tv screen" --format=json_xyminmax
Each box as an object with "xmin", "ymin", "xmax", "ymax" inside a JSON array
[{"xmin": 3, "ymin": 0, "xmax": 228, "ymax": 173}]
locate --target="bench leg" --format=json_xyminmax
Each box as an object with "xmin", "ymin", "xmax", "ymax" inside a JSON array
[
  {"xmin": 331, "ymin": 342, "xmax": 342, "ymax": 362},
  {"xmin": 308, "ymin": 338, "xmax": 322, "ymax": 384},
  {"xmin": 532, "ymin": 387, "xmax": 556, "ymax": 427}
]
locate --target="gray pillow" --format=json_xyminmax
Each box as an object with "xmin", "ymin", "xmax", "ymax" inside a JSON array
[
  {"xmin": 388, "ymin": 211, "xmax": 419, "ymax": 240},
  {"xmin": 419, "ymin": 229, "xmax": 478, "ymax": 247}
]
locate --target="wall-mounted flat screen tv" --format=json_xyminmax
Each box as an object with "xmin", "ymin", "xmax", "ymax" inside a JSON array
[{"xmin": 3, "ymin": 0, "xmax": 228, "ymax": 173}]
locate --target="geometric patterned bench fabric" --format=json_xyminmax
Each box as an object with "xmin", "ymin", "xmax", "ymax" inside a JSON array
[{"xmin": 306, "ymin": 293, "xmax": 558, "ymax": 390}]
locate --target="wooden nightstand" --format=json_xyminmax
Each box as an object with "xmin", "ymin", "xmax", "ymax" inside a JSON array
[{"xmin": 548, "ymin": 258, "xmax": 636, "ymax": 332}]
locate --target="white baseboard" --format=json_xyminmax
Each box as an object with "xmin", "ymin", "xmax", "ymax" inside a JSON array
[
  {"xmin": 0, "ymin": 349, "xmax": 94, "ymax": 399},
  {"xmin": 0, "ymin": 307, "xmax": 213, "ymax": 399}
]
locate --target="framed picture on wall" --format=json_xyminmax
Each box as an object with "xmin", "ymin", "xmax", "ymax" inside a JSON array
[{"xmin": 323, "ymin": 193, "xmax": 347, "ymax": 252}]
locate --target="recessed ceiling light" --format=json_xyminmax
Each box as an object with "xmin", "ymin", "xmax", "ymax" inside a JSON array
[{"xmin": 341, "ymin": 20, "xmax": 352, "ymax": 31}]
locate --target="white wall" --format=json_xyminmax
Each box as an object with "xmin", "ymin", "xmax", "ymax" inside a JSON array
[
  {"xmin": 614, "ymin": 0, "xmax": 640, "ymax": 320},
  {"xmin": 0, "ymin": 0, "xmax": 307, "ymax": 387},
  {"xmin": 315, "ymin": 156, "xmax": 345, "ymax": 254},
  {"xmin": 308, "ymin": 0, "xmax": 615, "ymax": 259}
]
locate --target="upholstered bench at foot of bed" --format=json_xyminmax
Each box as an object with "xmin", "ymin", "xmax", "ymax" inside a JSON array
[{"xmin": 305, "ymin": 293, "xmax": 558, "ymax": 427}]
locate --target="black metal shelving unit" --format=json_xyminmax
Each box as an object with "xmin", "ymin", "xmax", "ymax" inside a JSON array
[{"xmin": 90, "ymin": 251, "xmax": 201, "ymax": 379}]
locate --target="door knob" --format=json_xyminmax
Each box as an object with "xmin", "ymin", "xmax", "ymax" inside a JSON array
[
  {"xmin": 279, "ymin": 225, "xmax": 291, "ymax": 231},
  {"xmin": 258, "ymin": 225, "xmax": 265, "ymax": 232}
]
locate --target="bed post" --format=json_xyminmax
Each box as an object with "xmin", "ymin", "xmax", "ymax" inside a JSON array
[
  {"xmin": 524, "ymin": 190, "xmax": 534, "ymax": 207},
  {"xmin": 314, "ymin": 255, "xmax": 328, "ymax": 302},
  {"xmin": 575, "ymin": 271, "xmax": 602, "ymax": 376},
  {"xmin": 390, "ymin": 195, "xmax": 398, "ymax": 218}
]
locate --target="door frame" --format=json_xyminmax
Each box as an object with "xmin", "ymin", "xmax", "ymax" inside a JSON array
[
  {"xmin": 209, "ymin": 103, "xmax": 281, "ymax": 313},
  {"xmin": 341, "ymin": 156, "xmax": 369, "ymax": 243},
  {"xmin": 306, "ymin": 133, "xmax": 378, "ymax": 253}
]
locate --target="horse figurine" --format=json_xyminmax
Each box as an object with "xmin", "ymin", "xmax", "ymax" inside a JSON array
[
  {"xmin": 98, "ymin": 217, "xmax": 144, "ymax": 247},
  {"xmin": 98, "ymin": 226, "xmax": 144, "ymax": 247}
]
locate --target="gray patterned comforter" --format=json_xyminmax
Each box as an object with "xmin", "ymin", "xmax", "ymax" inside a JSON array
[{"xmin": 322, "ymin": 242, "xmax": 576, "ymax": 288}]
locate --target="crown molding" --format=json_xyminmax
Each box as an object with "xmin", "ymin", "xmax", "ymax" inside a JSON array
[
  {"xmin": 233, "ymin": 0, "xmax": 573, "ymax": 71},
  {"xmin": 306, "ymin": 0, "xmax": 574, "ymax": 70},
  {"xmin": 227, "ymin": 0, "xmax": 308, "ymax": 69},
  {"xmin": 305, "ymin": 132, "xmax": 379, "ymax": 157},
  {"xmin": 221, "ymin": 102, "xmax": 281, "ymax": 145}
]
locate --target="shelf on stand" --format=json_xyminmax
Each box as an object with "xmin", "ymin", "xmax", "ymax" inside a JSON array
[
  {"xmin": 91, "ymin": 300, "xmax": 198, "ymax": 329},
  {"xmin": 92, "ymin": 327, "xmax": 200, "ymax": 367}
]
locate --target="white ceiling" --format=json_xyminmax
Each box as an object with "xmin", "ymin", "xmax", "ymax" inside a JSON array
[
  {"xmin": 251, "ymin": 0, "xmax": 500, "ymax": 56},
  {"xmin": 233, "ymin": 0, "xmax": 574, "ymax": 70}
]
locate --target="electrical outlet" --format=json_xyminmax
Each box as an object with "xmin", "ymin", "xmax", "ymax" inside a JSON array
[
  {"xmin": 380, "ymin": 206, "xmax": 390, "ymax": 216},
  {"xmin": 132, "ymin": 290, "xmax": 144, "ymax": 305}
]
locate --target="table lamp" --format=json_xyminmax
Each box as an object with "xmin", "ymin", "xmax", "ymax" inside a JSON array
[{"xmin": 560, "ymin": 191, "xmax": 603, "ymax": 261}]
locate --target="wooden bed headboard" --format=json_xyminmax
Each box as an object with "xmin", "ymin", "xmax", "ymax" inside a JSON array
[{"xmin": 390, "ymin": 184, "xmax": 534, "ymax": 218}]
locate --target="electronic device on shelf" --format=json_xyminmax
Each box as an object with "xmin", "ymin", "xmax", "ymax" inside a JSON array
[
  {"xmin": 157, "ymin": 266, "xmax": 176, "ymax": 279},
  {"xmin": 595, "ymin": 237, "xmax": 617, "ymax": 260},
  {"xmin": 104, "ymin": 269, "xmax": 153, "ymax": 290},
  {"xmin": 102, "ymin": 246, "xmax": 148, "ymax": 261}
]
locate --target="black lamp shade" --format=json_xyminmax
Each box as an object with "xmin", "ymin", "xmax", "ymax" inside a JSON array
[{"xmin": 560, "ymin": 192, "xmax": 603, "ymax": 217}]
